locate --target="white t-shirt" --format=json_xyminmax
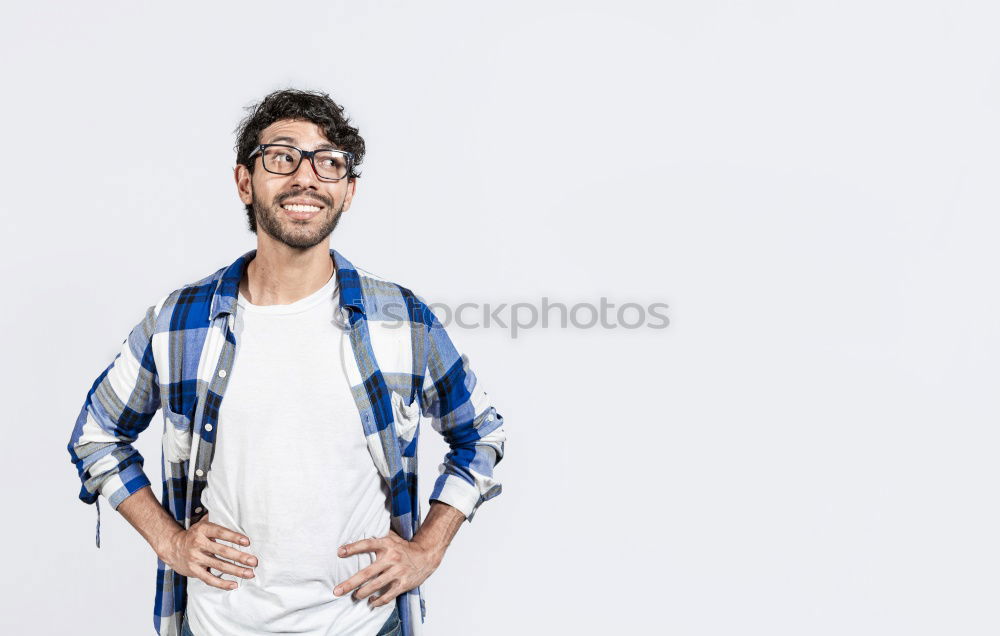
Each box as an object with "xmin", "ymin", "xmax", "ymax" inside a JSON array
[{"xmin": 186, "ymin": 268, "xmax": 394, "ymax": 635}]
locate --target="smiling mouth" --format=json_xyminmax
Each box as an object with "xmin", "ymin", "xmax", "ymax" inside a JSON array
[{"xmin": 281, "ymin": 203, "xmax": 323, "ymax": 220}]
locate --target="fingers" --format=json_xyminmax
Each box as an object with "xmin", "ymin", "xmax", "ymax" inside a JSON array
[
  {"xmin": 190, "ymin": 523, "xmax": 257, "ymax": 585},
  {"xmin": 196, "ymin": 566, "xmax": 240, "ymax": 591},
  {"xmin": 353, "ymin": 571, "xmax": 396, "ymax": 602},
  {"xmin": 185, "ymin": 545, "xmax": 250, "ymax": 591},
  {"xmin": 193, "ymin": 519, "xmax": 257, "ymax": 567},
  {"xmin": 195, "ymin": 532, "xmax": 256, "ymax": 578},
  {"xmin": 201, "ymin": 553, "xmax": 256, "ymax": 581},
  {"xmin": 334, "ymin": 559, "xmax": 390, "ymax": 598},
  {"xmin": 338, "ymin": 536, "xmax": 378, "ymax": 557},
  {"xmin": 174, "ymin": 516, "xmax": 257, "ymax": 591},
  {"xmin": 211, "ymin": 540, "xmax": 259, "ymax": 568},
  {"xmin": 202, "ymin": 521, "xmax": 251, "ymax": 548},
  {"xmin": 368, "ymin": 581, "xmax": 399, "ymax": 607},
  {"xmin": 189, "ymin": 544, "xmax": 254, "ymax": 591}
]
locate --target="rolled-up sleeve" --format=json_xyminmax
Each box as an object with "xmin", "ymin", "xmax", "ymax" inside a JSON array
[
  {"xmin": 420, "ymin": 310, "xmax": 506, "ymax": 522},
  {"xmin": 67, "ymin": 302, "xmax": 161, "ymax": 516}
]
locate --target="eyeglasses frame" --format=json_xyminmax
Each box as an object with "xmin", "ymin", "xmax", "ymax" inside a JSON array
[{"xmin": 247, "ymin": 143, "xmax": 356, "ymax": 182}]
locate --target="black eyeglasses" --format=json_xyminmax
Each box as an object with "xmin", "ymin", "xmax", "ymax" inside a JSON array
[{"xmin": 247, "ymin": 144, "xmax": 355, "ymax": 181}]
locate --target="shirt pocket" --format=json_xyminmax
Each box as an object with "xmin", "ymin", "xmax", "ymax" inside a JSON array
[
  {"xmin": 390, "ymin": 391, "xmax": 421, "ymax": 458},
  {"xmin": 162, "ymin": 410, "xmax": 193, "ymax": 464}
]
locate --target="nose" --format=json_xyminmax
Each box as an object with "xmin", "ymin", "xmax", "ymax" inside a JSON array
[{"xmin": 288, "ymin": 152, "xmax": 322, "ymax": 188}]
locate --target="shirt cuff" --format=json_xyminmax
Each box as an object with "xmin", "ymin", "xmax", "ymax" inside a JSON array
[
  {"xmin": 429, "ymin": 474, "xmax": 483, "ymax": 521},
  {"xmin": 98, "ymin": 461, "xmax": 152, "ymax": 510}
]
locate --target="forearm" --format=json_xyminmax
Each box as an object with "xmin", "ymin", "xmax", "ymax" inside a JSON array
[
  {"xmin": 116, "ymin": 485, "xmax": 184, "ymax": 562},
  {"xmin": 420, "ymin": 306, "xmax": 507, "ymax": 525},
  {"xmin": 412, "ymin": 500, "xmax": 466, "ymax": 565}
]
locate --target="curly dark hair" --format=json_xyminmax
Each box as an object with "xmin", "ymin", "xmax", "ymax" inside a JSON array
[{"xmin": 233, "ymin": 88, "xmax": 366, "ymax": 233}]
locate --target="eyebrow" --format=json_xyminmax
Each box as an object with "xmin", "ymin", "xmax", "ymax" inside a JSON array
[{"xmin": 265, "ymin": 136, "xmax": 339, "ymax": 151}]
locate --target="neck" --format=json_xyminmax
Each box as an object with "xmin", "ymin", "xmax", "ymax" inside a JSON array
[{"xmin": 240, "ymin": 242, "xmax": 335, "ymax": 306}]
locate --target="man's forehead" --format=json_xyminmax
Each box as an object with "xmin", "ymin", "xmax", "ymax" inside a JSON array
[{"xmin": 260, "ymin": 119, "xmax": 335, "ymax": 146}]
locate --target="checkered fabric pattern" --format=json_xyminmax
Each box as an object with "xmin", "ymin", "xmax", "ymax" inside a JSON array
[{"xmin": 67, "ymin": 247, "xmax": 507, "ymax": 636}]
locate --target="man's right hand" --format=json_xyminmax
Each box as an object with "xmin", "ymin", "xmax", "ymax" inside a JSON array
[{"xmin": 162, "ymin": 515, "xmax": 258, "ymax": 590}]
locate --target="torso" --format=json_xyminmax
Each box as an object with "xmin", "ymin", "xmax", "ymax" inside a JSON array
[{"xmin": 186, "ymin": 270, "xmax": 393, "ymax": 635}]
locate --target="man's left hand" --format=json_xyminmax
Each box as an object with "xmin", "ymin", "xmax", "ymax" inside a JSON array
[{"xmin": 334, "ymin": 529, "xmax": 441, "ymax": 607}]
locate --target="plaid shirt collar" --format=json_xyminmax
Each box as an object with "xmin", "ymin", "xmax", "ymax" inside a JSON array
[{"xmin": 208, "ymin": 247, "xmax": 367, "ymax": 321}]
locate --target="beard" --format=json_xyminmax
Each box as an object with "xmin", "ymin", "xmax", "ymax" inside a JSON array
[{"xmin": 252, "ymin": 190, "xmax": 344, "ymax": 249}]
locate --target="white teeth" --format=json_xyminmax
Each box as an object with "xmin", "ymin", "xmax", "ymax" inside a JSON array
[{"xmin": 282, "ymin": 204, "xmax": 321, "ymax": 212}]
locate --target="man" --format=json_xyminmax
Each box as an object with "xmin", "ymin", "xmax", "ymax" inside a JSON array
[{"xmin": 67, "ymin": 88, "xmax": 507, "ymax": 636}]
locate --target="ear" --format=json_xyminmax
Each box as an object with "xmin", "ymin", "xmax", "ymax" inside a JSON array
[
  {"xmin": 340, "ymin": 177, "xmax": 358, "ymax": 213},
  {"xmin": 234, "ymin": 164, "xmax": 253, "ymax": 205}
]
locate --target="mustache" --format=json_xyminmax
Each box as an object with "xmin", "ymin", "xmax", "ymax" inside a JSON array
[{"xmin": 276, "ymin": 192, "xmax": 332, "ymax": 207}]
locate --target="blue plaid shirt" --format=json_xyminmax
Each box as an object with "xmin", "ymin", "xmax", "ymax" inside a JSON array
[{"xmin": 67, "ymin": 247, "xmax": 507, "ymax": 636}]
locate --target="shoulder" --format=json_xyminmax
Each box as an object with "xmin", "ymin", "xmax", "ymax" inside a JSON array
[
  {"xmin": 146, "ymin": 263, "xmax": 231, "ymax": 332},
  {"xmin": 353, "ymin": 264, "xmax": 439, "ymax": 329}
]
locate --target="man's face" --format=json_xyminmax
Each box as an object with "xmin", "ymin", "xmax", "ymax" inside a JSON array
[{"xmin": 235, "ymin": 118, "xmax": 356, "ymax": 249}]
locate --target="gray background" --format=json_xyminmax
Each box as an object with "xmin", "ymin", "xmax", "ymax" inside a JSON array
[{"xmin": 3, "ymin": 0, "xmax": 998, "ymax": 634}]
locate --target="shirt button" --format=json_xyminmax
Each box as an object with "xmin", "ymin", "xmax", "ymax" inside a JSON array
[
  {"xmin": 195, "ymin": 469, "xmax": 204, "ymax": 477},
  {"xmin": 205, "ymin": 424, "xmax": 213, "ymax": 431},
  {"xmin": 218, "ymin": 369, "xmax": 227, "ymax": 378},
  {"xmin": 194, "ymin": 506, "xmax": 203, "ymax": 513}
]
